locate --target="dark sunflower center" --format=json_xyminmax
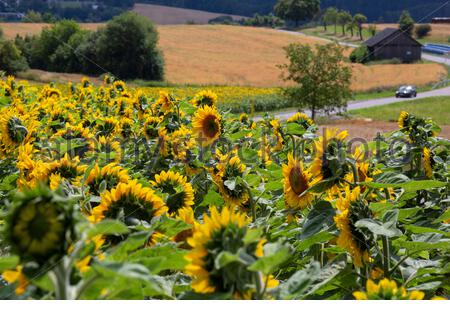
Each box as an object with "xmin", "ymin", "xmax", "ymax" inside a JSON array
[
  {"xmin": 202, "ymin": 115, "xmax": 219, "ymax": 138},
  {"xmin": 289, "ymin": 166, "xmax": 308, "ymax": 195}
]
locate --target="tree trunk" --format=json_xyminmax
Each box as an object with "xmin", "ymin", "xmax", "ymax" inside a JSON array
[
  {"xmin": 342, "ymin": 24, "xmax": 345, "ymax": 36},
  {"xmin": 311, "ymin": 106, "xmax": 316, "ymax": 120},
  {"xmin": 350, "ymin": 28, "xmax": 354, "ymax": 37},
  {"xmin": 334, "ymin": 23, "xmax": 337, "ymax": 34},
  {"xmin": 323, "ymin": 23, "xmax": 327, "ymax": 31},
  {"xmin": 359, "ymin": 27, "xmax": 363, "ymax": 40}
]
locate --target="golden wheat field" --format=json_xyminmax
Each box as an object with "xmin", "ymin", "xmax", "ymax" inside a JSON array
[{"xmin": 1, "ymin": 23, "xmax": 447, "ymax": 89}]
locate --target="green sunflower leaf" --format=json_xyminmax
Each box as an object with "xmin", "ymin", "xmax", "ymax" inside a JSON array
[
  {"xmin": 300, "ymin": 201, "xmax": 336, "ymax": 239},
  {"xmin": 361, "ymin": 180, "xmax": 447, "ymax": 193},
  {"xmin": 87, "ymin": 219, "xmax": 130, "ymax": 238},
  {"xmin": 0, "ymin": 255, "xmax": 19, "ymax": 272},
  {"xmin": 355, "ymin": 218, "xmax": 402, "ymax": 238},
  {"xmin": 199, "ymin": 188, "xmax": 224, "ymax": 207},
  {"xmin": 286, "ymin": 122, "xmax": 306, "ymax": 136},
  {"xmin": 248, "ymin": 242, "xmax": 292, "ymax": 274}
]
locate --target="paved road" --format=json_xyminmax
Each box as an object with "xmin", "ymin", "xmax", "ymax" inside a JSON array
[{"xmin": 255, "ymin": 86, "xmax": 450, "ymax": 121}]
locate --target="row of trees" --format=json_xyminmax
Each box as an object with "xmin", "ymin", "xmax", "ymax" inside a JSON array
[
  {"xmin": 9, "ymin": 13, "xmax": 164, "ymax": 80},
  {"xmin": 322, "ymin": 8, "xmax": 368, "ymax": 40}
]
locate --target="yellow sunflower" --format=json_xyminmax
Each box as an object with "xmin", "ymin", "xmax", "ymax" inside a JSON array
[
  {"xmin": 353, "ymin": 278, "xmax": 424, "ymax": 300},
  {"xmin": 398, "ymin": 111, "xmax": 410, "ymax": 129},
  {"xmin": 334, "ymin": 187, "xmax": 372, "ymax": 267},
  {"xmin": 191, "ymin": 90, "xmax": 218, "ymax": 107},
  {"xmin": 310, "ymin": 128, "xmax": 350, "ymax": 191},
  {"xmin": 151, "ymin": 170, "xmax": 195, "ymax": 215},
  {"xmin": 213, "ymin": 151, "xmax": 249, "ymax": 207},
  {"xmin": 185, "ymin": 206, "xmax": 278, "ymax": 298},
  {"xmin": 282, "ymin": 153, "xmax": 314, "ymax": 209},
  {"xmin": 83, "ymin": 163, "xmax": 130, "ymax": 195},
  {"xmin": 95, "ymin": 117, "xmax": 121, "ymax": 137},
  {"xmin": 192, "ymin": 105, "xmax": 222, "ymax": 146},
  {"xmin": 168, "ymin": 125, "xmax": 196, "ymax": 161},
  {"xmin": 423, "ymin": 147, "xmax": 433, "ymax": 178},
  {"xmin": 90, "ymin": 180, "xmax": 167, "ymax": 224},
  {"xmin": 47, "ymin": 153, "xmax": 87, "ymax": 189},
  {"xmin": 0, "ymin": 108, "xmax": 36, "ymax": 151},
  {"xmin": 2, "ymin": 266, "xmax": 28, "ymax": 295},
  {"xmin": 287, "ymin": 112, "xmax": 314, "ymax": 129},
  {"xmin": 142, "ymin": 115, "xmax": 163, "ymax": 139}
]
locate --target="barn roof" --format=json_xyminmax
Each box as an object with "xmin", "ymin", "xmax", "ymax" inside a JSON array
[{"xmin": 364, "ymin": 28, "xmax": 422, "ymax": 47}]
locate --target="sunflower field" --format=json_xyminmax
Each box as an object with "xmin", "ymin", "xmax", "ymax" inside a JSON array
[{"xmin": 0, "ymin": 76, "xmax": 449, "ymax": 300}]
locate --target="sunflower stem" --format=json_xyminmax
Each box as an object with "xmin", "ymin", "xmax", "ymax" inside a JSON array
[
  {"xmin": 287, "ymin": 134, "xmax": 297, "ymax": 159},
  {"xmin": 349, "ymin": 160, "xmax": 359, "ymax": 185},
  {"xmin": 382, "ymin": 236, "xmax": 390, "ymax": 279},
  {"xmin": 254, "ymin": 272, "xmax": 264, "ymax": 300}
]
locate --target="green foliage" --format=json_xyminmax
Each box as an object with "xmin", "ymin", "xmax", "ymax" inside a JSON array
[
  {"xmin": 274, "ymin": 0, "xmax": 320, "ymax": 26},
  {"xmin": 243, "ymin": 14, "xmax": 285, "ymax": 28},
  {"xmin": 14, "ymin": 13, "xmax": 165, "ymax": 80},
  {"xmin": 279, "ymin": 43, "xmax": 352, "ymax": 119},
  {"xmin": 398, "ymin": 10, "xmax": 415, "ymax": 36},
  {"xmin": 0, "ymin": 40, "xmax": 29, "ymax": 75},
  {"xmin": 353, "ymin": 13, "xmax": 368, "ymax": 40},
  {"xmin": 337, "ymin": 10, "xmax": 352, "ymax": 36},
  {"xmin": 92, "ymin": 12, "xmax": 165, "ymax": 80},
  {"xmin": 415, "ymin": 24, "xmax": 432, "ymax": 39},
  {"xmin": 349, "ymin": 45, "xmax": 370, "ymax": 64},
  {"xmin": 322, "ymin": 7, "xmax": 338, "ymax": 32}
]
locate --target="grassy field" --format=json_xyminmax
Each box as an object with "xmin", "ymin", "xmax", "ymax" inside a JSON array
[
  {"xmin": 1, "ymin": 23, "xmax": 447, "ymax": 89},
  {"xmin": 132, "ymin": 3, "xmax": 246, "ymax": 24},
  {"xmin": 349, "ymin": 96, "xmax": 450, "ymax": 125}
]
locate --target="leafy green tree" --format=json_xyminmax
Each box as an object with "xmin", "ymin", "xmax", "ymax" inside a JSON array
[
  {"xmin": 353, "ymin": 13, "xmax": 368, "ymax": 40},
  {"xmin": 337, "ymin": 10, "xmax": 352, "ymax": 36},
  {"xmin": 398, "ymin": 10, "xmax": 415, "ymax": 36},
  {"xmin": 322, "ymin": 7, "xmax": 338, "ymax": 33},
  {"xmin": 24, "ymin": 10, "xmax": 43, "ymax": 23},
  {"xmin": 95, "ymin": 12, "xmax": 164, "ymax": 80},
  {"xmin": 30, "ymin": 20, "xmax": 82, "ymax": 70},
  {"xmin": 0, "ymin": 40, "xmax": 29, "ymax": 75},
  {"xmin": 279, "ymin": 43, "xmax": 352, "ymax": 120},
  {"xmin": 415, "ymin": 24, "xmax": 432, "ymax": 39},
  {"xmin": 274, "ymin": 0, "xmax": 320, "ymax": 27}
]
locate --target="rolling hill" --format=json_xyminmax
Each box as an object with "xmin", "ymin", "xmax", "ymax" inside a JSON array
[
  {"xmin": 139, "ymin": 0, "xmax": 450, "ymax": 22},
  {"xmin": 2, "ymin": 23, "xmax": 446, "ymax": 89},
  {"xmin": 132, "ymin": 3, "xmax": 247, "ymax": 25}
]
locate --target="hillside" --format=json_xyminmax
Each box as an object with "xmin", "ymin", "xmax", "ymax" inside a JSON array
[
  {"xmin": 132, "ymin": 3, "xmax": 246, "ymax": 25},
  {"xmin": 3, "ymin": 23, "xmax": 446, "ymax": 89},
  {"xmin": 139, "ymin": 0, "xmax": 450, "ymax": 22}
]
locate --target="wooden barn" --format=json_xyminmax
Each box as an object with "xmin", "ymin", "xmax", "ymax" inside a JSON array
[{"xmin": 364, "ymin": 28, "xmax": 422, "ymax": 63}]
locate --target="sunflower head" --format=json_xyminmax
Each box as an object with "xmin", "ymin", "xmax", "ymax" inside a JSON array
[
  {"xmin": 213, "ymin": 152, "xmax": 249, "ymax": 207},
  {"xmin": 5, "ymin": 185, "xmax": 77, "ymax": 263},
  {"xmin": 83, "ymin": 163, "xmax": 130, "ymax": 195},
  {"xmin": 239, "ymin": 113, "xmax": 249, "ymax": 124},
  {"xmin": 90, "ymin": 180, "xmax": 167, "ymax": 226},
  {"xmin": 311, "ymin": 128, "xmax": 350, "ymax": 190},
  {"xmin": 192, "ymin": 106, "xmax": 222, "ymax": 147},
  {"xmin": 0, "ymin": 109, "xmax": 35, "ymax": 151},
  {"xmin": 398, "ymin": 111, "xmax": 410, "ymax": 129},
  {"xmin": 191, "ymin": 90, "xmax": 218, "ymax": 107},
  {"xmin": 334, "ymin": 187, "xmax": 373, "ymax": 267},
  {"xmin": 422, "ymin": 147, "xmax": 434, "ymax": 178},
  {"xmin": 287, "ymin": 112, "xmax": 315, "ymax": 130},
  {"xmin": 142, "ymin": 116, "xmax": 163, "ymax": 139},
  {"xmin": 151, "ymin": 171, "xmax": 195, "ymax": 215},
  {"xmin": 185, "ymin": 206, "xmax": 278, "ymax": 298},
  {"xmin": 282, "ymin": 153, "xmax": 313, "ymax": 209},
  {"xmin": 353, "ymin": 278, "xmax": 425, "ymax": 300}
]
